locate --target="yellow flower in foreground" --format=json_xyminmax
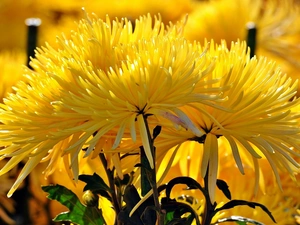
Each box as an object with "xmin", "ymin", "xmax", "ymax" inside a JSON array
[
  {"xmin": 184, "ymin": 0, "xmax": 300, "ymax": 95},
  {"xmin": 0, "ymin": 13, "xmax": 221, "ymax": 197},
  {"xmin": 157, "ymin": 40, "xmax": 300, "ymax": 202}
]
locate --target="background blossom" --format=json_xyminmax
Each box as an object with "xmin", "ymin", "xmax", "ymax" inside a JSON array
[
  {"xmin": 184, "ymin": 0, "xmax": 300, "ymax": 95},
  {"xmin": 0, "ymin": 1, "xmax": 300, "ymax": 224},
  {"xmin": 0, "ymin": 0, "xmax": 194, "ymax": 51},
  {"xmin": 160, "ymin": 139, "xmax": 300, "ymax": 225},
  {"xmin": 0, "ymin": 51, "xmax": 26, "ymax": 101}
]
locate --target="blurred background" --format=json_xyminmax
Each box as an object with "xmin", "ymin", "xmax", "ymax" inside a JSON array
[{"xmin": 0, "ymin": 0, "xmax": 300, "ymax": 224}]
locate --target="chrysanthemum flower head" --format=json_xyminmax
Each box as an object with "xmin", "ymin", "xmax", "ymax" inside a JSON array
[
  {"xmin": 0, "ymin": 12, "xmax": 222, "ymax": 197},
  {"xmin": 156, "ymin": 40, "xmax": 300, "ymax": 203}
]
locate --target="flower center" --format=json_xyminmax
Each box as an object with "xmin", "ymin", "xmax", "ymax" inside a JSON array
[{"xmin": 188, "ymin": 126, "xmax": 222, "ymax": 144}]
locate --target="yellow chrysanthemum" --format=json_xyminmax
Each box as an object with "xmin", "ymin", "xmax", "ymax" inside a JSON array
[
  {"xmin": 156, "ymin": 40, "xmax": 300, "ymax": 202},
  {"xmin": 0, "ymin": 50, "xmax": 26, "ymax": 101},
  {"xmin": 0, "ymin": 0, "xmax": 193, "ymax": 51},
  {"xmin": 0, "ymin": 13, "xmax": 221, "ymax": 197},
  {"xmin": 214, "ymin": 162, "xmax": 300, "ymax": 225},
  {"xmin": 160, "ymin": 141, "xmax": 300, "ymax": 225},
  {"xmin": 296, "ymin": 209, "xmax": 300, "ymax": 224},
  {"xmin": 184, "ymin": 0, "xmax": 300, "ymax": 94}
]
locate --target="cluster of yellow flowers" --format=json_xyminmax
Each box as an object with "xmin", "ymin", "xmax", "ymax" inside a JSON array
[{"xmin": 0, "ymin": 0, "xmax": 300, "ymax": 224}]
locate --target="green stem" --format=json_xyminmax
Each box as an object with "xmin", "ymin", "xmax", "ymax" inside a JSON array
[
  {"xmin": 99, "ymin": 153, "xmax": 121, "ymax": 225},
  {"xmin": 246, "ymin": 22, "xmax": 257, "ymax": 58},
  {"xmin": 140, "ymin": 115, "xmax": 162, "ymax": 225},
  {"xmin": 140, "ymin": 145, "xmax": 152, "ymax": 197},
  {"xmin": 25, "ymin": 18, "xmax": 41, "ymax": 69},
  {"xmin": 202, "ymin": 163, "xmax": 216, "ymax": 225}
]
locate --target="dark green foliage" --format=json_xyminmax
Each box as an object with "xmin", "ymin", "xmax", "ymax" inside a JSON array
[
  {"xmin": 165, "ymin": 176, "xmax": 205, "ymax": 199},
  {"xmin": 42, "ymin": 184, "xmax": 105, "ymax": 225},
  {"xmin": 215, "ymin": 200, "xmax": 276, "ymax": 223},
  {"xmin": 117, "ymin": 185, "xmax": 157, "ymax": 225},
  {"xmin": 79, "ymin": 173, "xmax": 112, "ymax": 202},
  {"xmin": 42, "ymin": 174, "xmax": 276, "ymax": 225},
  {"xmin": 152, "ymin": 125, "xmax": 162, "ymax": 140},
  {"xmin": 216, "ymin": 179, "xmax": 231, "ymax": 200}
]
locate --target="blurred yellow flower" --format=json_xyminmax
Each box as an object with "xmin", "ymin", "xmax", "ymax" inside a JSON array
[
  {"xmin": 214, "ymin": 160, "xmax": 300, "ymax": 225},
  {"xmin": 0, "ymin": 0, "xmax": 193, "ymax": 51},
  {"xmin": 296, "ymin": 209, "xmax": 300, "ymax": 224},
  {"xmin": 0, "ymin": 50, "xmax": 26, "ymax": 101},
  {"xmin": 0, "ymin": 13, "xmax": 221, "ymax": 197},
  {"xmin": 184, "ymin": 0, "xmax": 300, "ymax": 95},
  {"xmin": 0, "ymin": 0, "xmax": 39, "ymax": 50},
  {"xmin": 157, "ymin": 40, "xmax": 300, "ymax": 203},
  {"xmin": 83, "ymin": 0, "xmax": 193, "ymax": 23},
  {"xmin": 161, "ymin": 141, "xmax": 300, "ymax": 225}
]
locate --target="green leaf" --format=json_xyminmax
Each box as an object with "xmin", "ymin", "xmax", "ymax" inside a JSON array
[
  {"xmin": 215, "ymin": 200, "xmax": 276, "ymax": 223},
  {"xmin": 115, "ymin": 174, "xmax": 131, "ymax": 187},
  {"xmin": 118, "ymin": 185, "xmax": 156, "ymax": 225},
  {"xmin": 79, "ymin": 173, "xmax": 112, "ymax": 202},
  {"xmin": 216, "ymin": 179, "xmax": 231, "ymax": 200},
  {"xmin": 165, "ymin": 177, "xmax": 204, "ymax": 199},
  {"xmin": 161, "ymin": 198, "xmax": 201, "ymax": 225},
  {"xmin": 165, "ymin": 218, "xmax": 190, "ymax": 225},
  {"xmin": 165, "ymin": 211, "xmax": 175, "ymax": 223},
  {"xmin": 236, "ymin": 222, "xmax": 247, "ymax": 225},
  {"xmin": 79, "ymin": 173, "xmax": 110, "ymax": 192},
  {"xmin": 42, "ymin": 184, "xmax": 106, "ymax": 225},
  {"xmin": 152, "ymin": 125, "xmax": 162, "ymax": 140}
]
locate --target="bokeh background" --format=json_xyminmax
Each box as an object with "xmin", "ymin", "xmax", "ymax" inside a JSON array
[{"xmin": 0, "ymin": 0, "xmax": 300, "ymax": 224}]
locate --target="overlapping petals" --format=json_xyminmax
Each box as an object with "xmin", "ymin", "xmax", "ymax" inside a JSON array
[
  {"xmin": 156, "ymin": 40, "xmax": 300, "ymax": 202},
  {"xmin": 0, "ymin": 13, "xmax": 222, "ymax": 197}
]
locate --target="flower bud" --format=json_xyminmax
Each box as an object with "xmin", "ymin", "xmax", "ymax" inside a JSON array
[{"xmin": 82, "ymin": 190, "xmax": 99, "ymax": 207}]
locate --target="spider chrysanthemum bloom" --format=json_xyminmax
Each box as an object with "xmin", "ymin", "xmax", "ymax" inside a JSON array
[
  {"xmin": 184, "ymin": 0, "xmax": 300, "ymax": 94},
  {"xmin": 156, "ymin": 40, "xmax": 300, "ymax": 202},
  {"xmin": 0, "ymin": 13, "xmax": 222, "ymax": 197}
]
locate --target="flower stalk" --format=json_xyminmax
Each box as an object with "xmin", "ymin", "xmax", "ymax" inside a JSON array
[
  {"xmin": 202, "ymin": 162, "xmax": 217, "ymax": 225},
  {"xmin": 140, "ymin": 115, "xmax": 162, "ymax": 225},
  {"xmin": 246, "ymin": 21, "xmax": 257, "ymax": 58},
  {"xmin": 99, "ymin": 153, "xmax": 121, "ymax": 224},
  {"xmin": 140, "ymin": 146, "xmax": 152, "ymax": 197},
  {"xmin": 25, "ymin": 18, "xmax": 41, "ymax": 68}
]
